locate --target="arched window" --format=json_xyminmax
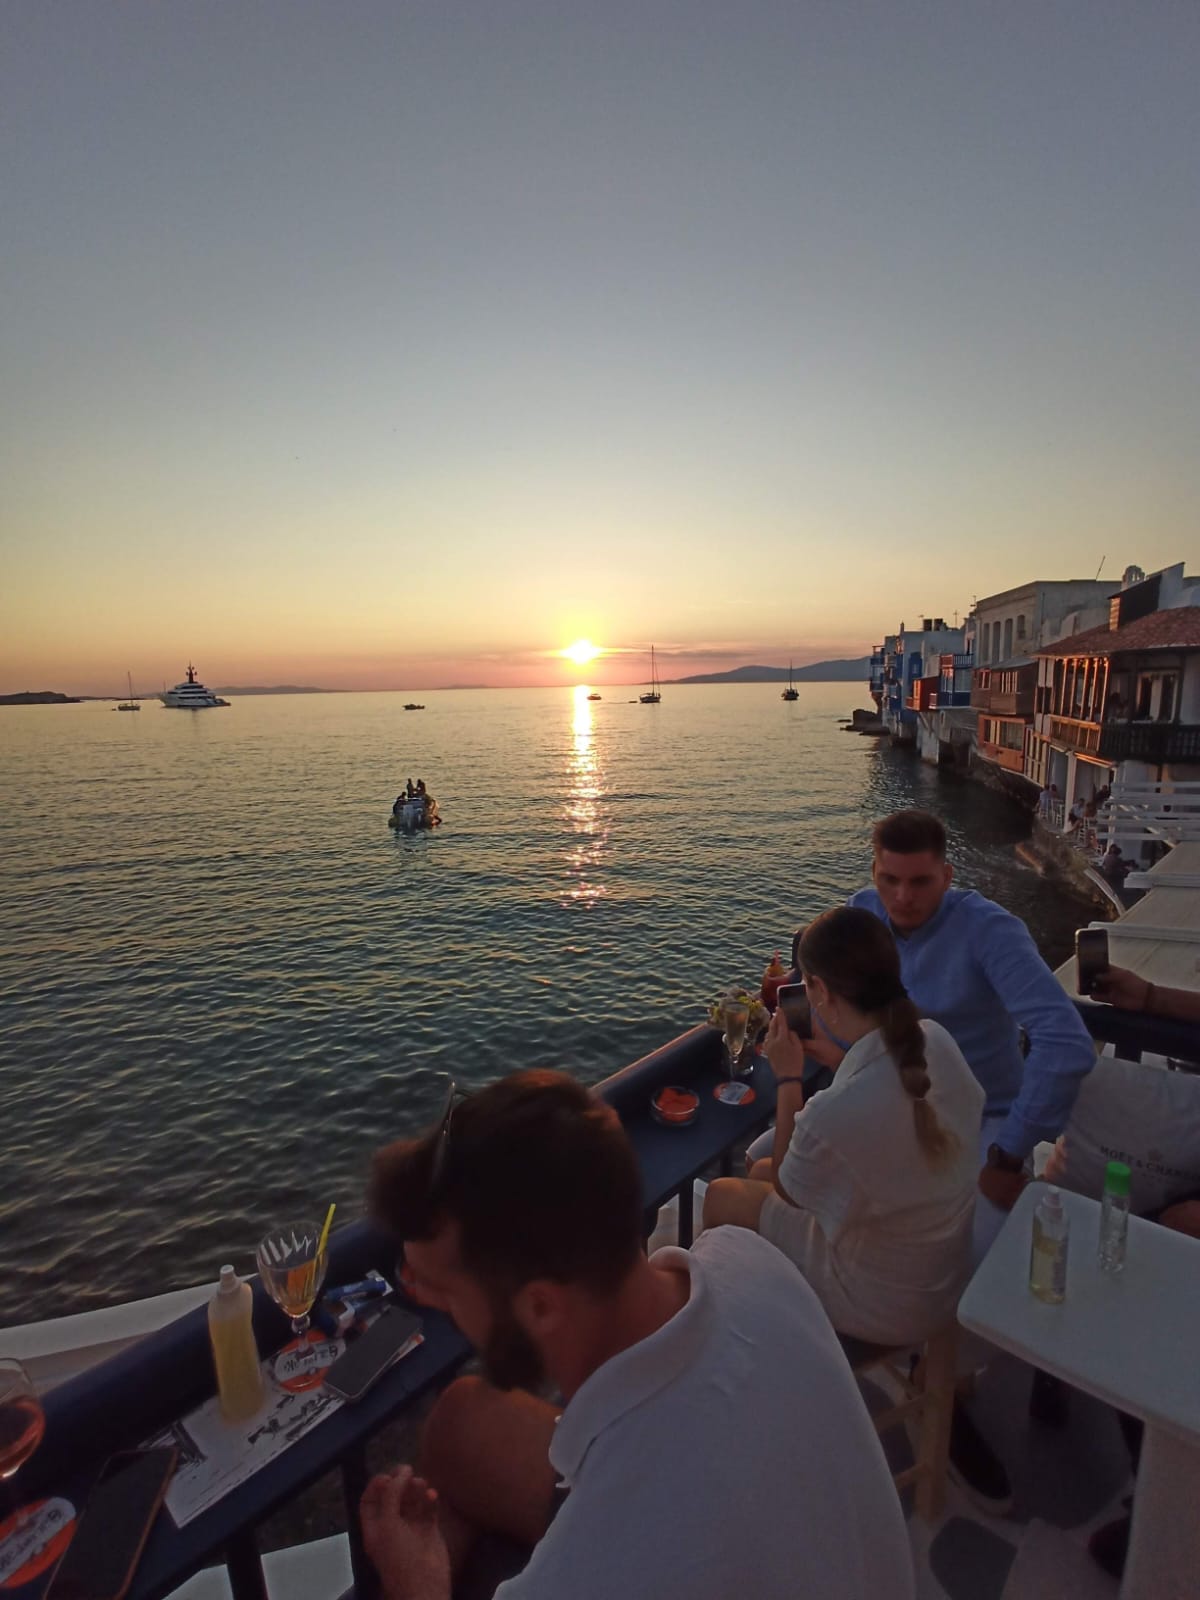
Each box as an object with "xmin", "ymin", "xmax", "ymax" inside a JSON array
[{"xmin": 1002, "ymin": 618, "xmax": 1014, "ymax": 659}]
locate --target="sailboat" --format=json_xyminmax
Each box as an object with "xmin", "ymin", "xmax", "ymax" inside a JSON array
[
  {"xmin": 639, "ymin": 646, "xmax": 662, "ymax": 704},
  {"xmin": 781, "ymin": 661, "xmax": 799, "ymax": 701},
  {"xmin": 117, "ymin": 671, "xmax": 141, "ymax": 711}
]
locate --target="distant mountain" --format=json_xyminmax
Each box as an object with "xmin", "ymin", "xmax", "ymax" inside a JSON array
[
  {"xmin": 0, "ymin": 690, "xmax": 81, "ymax": 705},
  {"xmin": 215, "ymin": 685, "xmax": 331, "ymax": 695},
  {"xmin": 669, "ymin": 658, "xmax": 870, "ymax": 684}
]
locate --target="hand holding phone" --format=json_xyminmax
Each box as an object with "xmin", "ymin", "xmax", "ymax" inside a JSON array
[
  {"xmin": 45, "ymin": 1447, "xmax": 176, "ymax": 1600},
  {"xmin": 1075, "ymin": 928, "xmax": 1110, "ymax": 996},
  {"xmin": 776, "ymin": 983, "xmax": 813, "ymax": 1040}
]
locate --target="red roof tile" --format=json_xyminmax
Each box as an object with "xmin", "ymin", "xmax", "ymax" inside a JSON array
[{"xmin": 1036, "ymin": 606, "xmax": 1200, "ymax": 658}]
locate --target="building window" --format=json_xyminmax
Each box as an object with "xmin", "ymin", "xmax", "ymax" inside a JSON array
[
  {"xmin": 1157, "ymin": 675, "xmax": 1177, "ymax": 723},
  {"xmin": 1016, "ymin": 613, "xmax": 1026, "ymax": 641},
  {"xmin": 1003, "ymin": 618, "xmax": 1014, "ymax": 658},
  {"xmin": 980, "ymin": 622, "xmax": 990, "ymax": 661}
]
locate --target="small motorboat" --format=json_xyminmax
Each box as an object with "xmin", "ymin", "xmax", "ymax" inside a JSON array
[
  {"xmin": 587, "ymin": 693, "xmax": 601, "ymax": 701},
  {"xmin": 388, "ymin": 795, "xmax": 441, "ymax": 832},
  {"xmin": 403, "ymin": 703, "xmax": 425, "ymax": 711}
]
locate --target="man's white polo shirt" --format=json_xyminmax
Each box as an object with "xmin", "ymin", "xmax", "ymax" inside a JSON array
[{"xmin": 496, "ymin": 1225, "xmax": 914, "ymax": 1600}]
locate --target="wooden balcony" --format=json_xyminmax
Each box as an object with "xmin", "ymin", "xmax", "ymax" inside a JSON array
[
  {"xmin": 978, "ymin": 739, "xmax": 1025, "ymax": 773},
  {"xmin": 971, "ymin": 685, "xmax": 1035, "ymax": 716},
  {"xmin": 1099, "ymin": 722, "xmax": 1200, "ymax": 763},
  {"xmin": 1049, "ymin": 714, "xmax": 1102, "ymax": 754}
]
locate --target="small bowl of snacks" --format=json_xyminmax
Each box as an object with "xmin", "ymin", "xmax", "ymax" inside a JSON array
[{"xmin": 651, "ymin": 1085, "xmax": 700, "ymax": 1128}]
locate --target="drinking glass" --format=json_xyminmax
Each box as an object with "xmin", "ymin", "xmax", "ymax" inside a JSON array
[
  {"xmin": 256, "ymin": 1223, "xmax": 328, "ymax": 1339},
  {"xmin": 721, "ymin": 1001, "xmax": 750, "ymax": 1076},
  {"xmin": 0, "ymin": 1360, "xmax": 44, "ymax": 1521}
]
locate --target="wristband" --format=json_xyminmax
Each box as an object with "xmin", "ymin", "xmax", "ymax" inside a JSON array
[{"xmin": 774, "ymin": 1077, "xmax": 806, "ymax": 1085}]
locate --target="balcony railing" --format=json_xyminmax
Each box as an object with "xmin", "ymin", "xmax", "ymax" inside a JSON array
[
  {"xmin": 977, "ymin": 739, "xmax": 1026, "ymax": 773},
  {"xmin": 1049, "ymin": 714, "xmax": 1102, "ymax": 754},
  {"xmin": 972, "ymin": 687, "xmax": 1035, "ymax": 716},
  {"xmin": 17, "ymin": 1027, "xmax": 778, "ymax": 1600},
  {"xmin": 1098, "ymin": 723, "xmax": 1200, "ymax": 764}
]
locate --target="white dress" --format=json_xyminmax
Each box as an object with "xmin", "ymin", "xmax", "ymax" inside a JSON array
[{"xmin": 758, "ymin": 1019, "xmax": 985, "ymax": 1344}]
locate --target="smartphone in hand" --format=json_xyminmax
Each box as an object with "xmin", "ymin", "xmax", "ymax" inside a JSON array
[
  {"xmin": 776, "ymin": 983, "xmax": 813, "ymax": 1040},
  {"xmin": 1075, "ymin": 928, "xmax": 1110, "ymax": 996}
]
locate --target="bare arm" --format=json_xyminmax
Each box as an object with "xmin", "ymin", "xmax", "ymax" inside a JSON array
[
  {"xmin": 763, "ymin": 1009, "xmax": 808, "ymax": 1204},
  {"xmin": 1092, "ymin": 966, "xmax": 1200, "ymax": 1024}
]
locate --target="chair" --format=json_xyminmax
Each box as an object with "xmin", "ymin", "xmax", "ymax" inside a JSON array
[{"xmin": 839, "ymin": 1321, "xmax": 958, "ymax": 1521}]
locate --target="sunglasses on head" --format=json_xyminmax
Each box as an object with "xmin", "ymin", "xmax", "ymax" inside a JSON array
[{"xmin": 427, "ymin": 1077, "xmax": 469, "ymax": 1199}]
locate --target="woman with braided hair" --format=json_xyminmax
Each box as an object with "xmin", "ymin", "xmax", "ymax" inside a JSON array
[{"xmin": 703, "ymin": 907, "xmax": 984, "ymax": 1345}]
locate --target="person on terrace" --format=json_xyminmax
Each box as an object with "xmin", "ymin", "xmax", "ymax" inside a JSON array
[
  {"xmin": 750, "ymin": 809, "xmax": 1096, "ymax": 1511},
  {"xmin": 703, "ymin": 907, "xmax": 984, "ymax": 1346},
  {"xmin": 360, "ymin": 1070, "xmax": 914, "ymax": 1600}
]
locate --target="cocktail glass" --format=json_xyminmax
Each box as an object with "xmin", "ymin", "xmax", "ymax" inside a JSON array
[
  {"xmin": 0, "ymin": 1360, "xmax": 44, "ymax": 1523},
  {"xmin": 721, "ymin": 1001, "xmax": 750, "ymax": 1077},
  {"xmin": 256, "ymin": 1223, "xmax": 328, "ymax": 1339}
]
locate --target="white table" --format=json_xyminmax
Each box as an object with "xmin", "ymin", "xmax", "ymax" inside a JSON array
[{"xmin": 959, "ymin": 1185, "xmax": 1200, "ymax": 1600}]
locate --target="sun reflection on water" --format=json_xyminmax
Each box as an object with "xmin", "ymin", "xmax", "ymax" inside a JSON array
[{"xmin": 563, "ymin": 685, "xmax": 608, "ymax": 906}]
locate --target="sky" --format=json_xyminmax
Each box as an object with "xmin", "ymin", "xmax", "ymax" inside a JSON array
[{"xmin": 2, "ymin": 1, "xmax": 1197, "ymax": 693}]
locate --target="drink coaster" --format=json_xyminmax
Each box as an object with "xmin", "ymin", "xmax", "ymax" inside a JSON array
[{"xmin": 714, "ymin": 1081, "xmax": 756, "ymax": 1107}]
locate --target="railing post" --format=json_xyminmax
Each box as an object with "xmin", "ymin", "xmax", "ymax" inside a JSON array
[
  {"xmin": 226, "ymin": 1529, "xmax": 270, "ymax": 1600},
  {"xmin": 342, "ymin": 1443, "xmax": 379, "ymax": 1600}
]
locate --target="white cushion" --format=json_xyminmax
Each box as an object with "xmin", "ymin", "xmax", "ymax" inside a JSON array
[{"xmin": 1056, "ymin": 1056, "xmax": 1200, "ymax": 1215}]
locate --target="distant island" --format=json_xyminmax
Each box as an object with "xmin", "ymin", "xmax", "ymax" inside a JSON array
[
  {"xmin": 0, "ymin": 691, "xmax": 81, "ymax": 706},
  {"xmin": 214, "ymin": 685, "xmax": 331, "ymax": 696},
  {"xmin": 668, "ymin": 658, "xmax": 870, "ymax": 685}
]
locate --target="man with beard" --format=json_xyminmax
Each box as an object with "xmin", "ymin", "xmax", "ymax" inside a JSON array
[{"xmin": 360, "ymin": 1069, "xmax": 913, "ymax": 1600}]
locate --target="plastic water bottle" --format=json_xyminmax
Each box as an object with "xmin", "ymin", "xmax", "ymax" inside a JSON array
[
  {"xmin": 209, "ymin": 1265, "xmax": 266, "ymax": 1422},
  {"xmin": 1029, "ymin": 1187, "xmax": 1069, "ymax": 1305},
  {"xmin": 1098, "ymin": 1160, "xmax": 1132, "ymax": 1274}
]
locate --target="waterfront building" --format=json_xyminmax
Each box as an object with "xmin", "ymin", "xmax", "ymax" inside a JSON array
[
  {"xmin": 970, "ymin": 577, "xmax": 1118, "ymax": 796},
  {"xmin": 1027, "ymin": 562, "xmax": 1200, "ymax": 852},
  {"xmin": 869, "ymin": 617, "xmax": 969, "ymax": 759}
]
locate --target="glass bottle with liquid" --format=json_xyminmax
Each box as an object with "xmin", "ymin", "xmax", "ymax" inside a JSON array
[
  {"xmin": 761, "ymin": 952, "xmax": 787, "ymax": 1012},
  {"xmin": 1098, "ymin": 1160, "xmax": 1132, "ymax": 1274},
  {"xmin": 209, "ymin": 1265, "xmax": 266, "ymax": 1422},
  {"xmin": 1029, "ymin": 1187, "xmax": 1069, "ymax": 1305}
]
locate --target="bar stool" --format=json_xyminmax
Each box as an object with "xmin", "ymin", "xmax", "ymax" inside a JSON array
[{"xmin": 839, "ymin": 1321, "xmax": 958, "ymax": 1521}]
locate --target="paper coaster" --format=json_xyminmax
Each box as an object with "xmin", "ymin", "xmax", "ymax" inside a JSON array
[
  {"xmin": 0, "ymin": 1499, "xmax": 76, "ymax": 1590},
  {"xmin": 271, "ymin": 1330, "xmax": 345, "ymax": 1393},
  {"xmin": 713, "ymin": 1081, "xmax": 756, "ymax": 1107}
]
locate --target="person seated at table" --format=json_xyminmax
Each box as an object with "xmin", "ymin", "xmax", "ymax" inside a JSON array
[
  {"xmin": 360, "ymin": 1069, "xmax": 914, "ymax": 1600},
  {"xmin": 1099, "ymin": 844, "xmax": 1130, "ymax": 886},
  {"xmin": 703, "ymin": 906, "xmax": 984, "ymax": 1346}
]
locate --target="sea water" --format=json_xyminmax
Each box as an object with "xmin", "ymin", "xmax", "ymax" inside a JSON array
[{"xmin": 0, "ymin": 683, "xmax": 1095, "ymax": 1319}]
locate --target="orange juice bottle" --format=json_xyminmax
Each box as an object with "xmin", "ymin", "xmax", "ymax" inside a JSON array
[{"xmin": 209, "ymin": 1266, "xmax": 266, "ymax": 1422}]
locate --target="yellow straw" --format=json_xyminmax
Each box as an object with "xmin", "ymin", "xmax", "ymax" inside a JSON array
[{"xmin": 317, "ymin": 1202, "xmax": 336, "ymax": 1257}]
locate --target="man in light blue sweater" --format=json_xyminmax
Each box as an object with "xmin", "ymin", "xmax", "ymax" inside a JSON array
[{"xmin": 848, "ymin": 809, "xmax": 1097, "ymax": 1206}]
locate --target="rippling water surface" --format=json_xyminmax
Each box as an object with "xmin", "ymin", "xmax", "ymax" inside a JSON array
[{"xmin": 0, "ymin": 685, "xmax": 1094, "ymax": 1321}]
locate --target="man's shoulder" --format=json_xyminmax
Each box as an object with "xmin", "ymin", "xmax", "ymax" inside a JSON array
[
  {"xmin": 846, "ymin": 885, "xmax": 886, "ymax": 917},
  {"xmin": 691, "ymin": 1226, "xmax": 830, "ymax": 1323}
]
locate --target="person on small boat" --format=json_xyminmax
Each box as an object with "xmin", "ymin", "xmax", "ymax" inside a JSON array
[
  {"xmin": 406, "ymin": 778, "xmax": 417, "ymax": 799},
  {"xmin": 393, "ymin": 794, "xmax": 407, "ymax": 817},
  {"xmin": 361, "ymin": 1070, "xmax": 913, "ymax": 1600},
  {"xmin": 704, "ymin": 907, "xmax": 984, "ymax": 1348}
]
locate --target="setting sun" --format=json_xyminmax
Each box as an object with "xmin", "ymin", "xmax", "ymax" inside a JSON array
[{"xmin": 562, "ymin": 639, "xmax": 601, "ymax": 665}]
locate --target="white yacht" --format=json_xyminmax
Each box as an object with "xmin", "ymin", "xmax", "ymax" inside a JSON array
[{"xmin": 160, "ymin": 663, "xmax": 230, "ymax": 709}]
